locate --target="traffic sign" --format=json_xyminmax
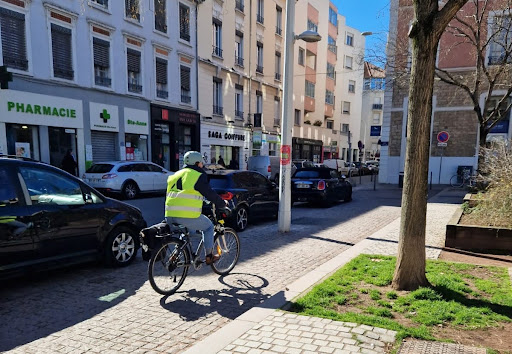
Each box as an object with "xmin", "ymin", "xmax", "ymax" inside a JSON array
[
  {"xmin": 437, "ymin": 142, "xmax": 447, "ymax": 147},
  {"xmin": 437, "ymin": 131, "xmax": 450, "ymax": 143}
]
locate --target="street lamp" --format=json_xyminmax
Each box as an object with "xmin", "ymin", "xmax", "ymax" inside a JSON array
[{"xmin": 278, "ymin": 0, "xmax": 321, "ymax": 232}]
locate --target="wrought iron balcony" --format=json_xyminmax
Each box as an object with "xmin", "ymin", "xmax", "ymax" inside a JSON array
[
  {"xmin": 235, "ymin": 110, "xmax": 244, "ymax": 119},
  {"xmin": 235, "ymin": 56, "xmax": 244, "ymax": 67},
  {"xmin": 213, "ymin": 46, "xmax": 223, "ymax": 58},
  {"xmin": 257, "ymin": 14, "xmax": 264, "ymax": 24},
  {"xmin": 275, "ymin": 73, "xmax": 281, "ymax": 81},
  {"xmin": 180, "ymin": 32, "xmax": 190, "ymax": 42},
  {"xmin": 235, "ymin": 0, "xmax": 244, "ymax": 12},
  {"xmin": 128, "ymin": 83, "xmax": 142, "ymax": 93},
  {"xmin": 213, "ymin": 105, "xmax": 223, "ymax": 115},
  {"xmin": 276, "ymin": 26, "xmax": 282, "ymax": 35},
  {"xmin": 181, "ymin": 94, "xmax": 191, "ymax": 103},
  {"xmin": 95, "ymin": 76, "xmax": 111, "ymax": 87},
  {"xmin": 256, "ymin": 65, "xmax": 263, "ymax": 74},
  {"xmin": 157, "ymin": 90, "xmax": 168, "ymax": 99}
]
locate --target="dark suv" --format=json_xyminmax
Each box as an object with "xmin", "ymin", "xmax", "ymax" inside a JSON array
[{"xmin": 0, "ymin": 157, "xmax": 147, "ymax": 279}]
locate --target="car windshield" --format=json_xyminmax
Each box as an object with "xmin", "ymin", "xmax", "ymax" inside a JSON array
[
  {"xmin": 294, "ymin": 170, "xmax": 321, "ymax": 178},
  {"xmin": 86, "ymin": 164, "xmax": 114, "ymax": 173},
  {"xmin": 208, "ymin": 175, "xmax": 229, "ymax": 189}
]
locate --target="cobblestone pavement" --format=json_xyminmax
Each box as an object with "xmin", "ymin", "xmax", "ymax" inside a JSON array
[
  {"xmin": 397, "ymin": 339, "xmax": 486, "ymax": 354},
  {"xmin": 1, "ymin": 180, "xmax": 411, "ymax": 353}
]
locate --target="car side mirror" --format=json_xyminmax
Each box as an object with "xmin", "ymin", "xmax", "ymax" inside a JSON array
[
  {"xmin": 270, "ymin": 182, "xmax": 277, "ymax": 189},
  {"xmin": 84, "ymin": 193, "xmax": 93, "ymax": 204}
]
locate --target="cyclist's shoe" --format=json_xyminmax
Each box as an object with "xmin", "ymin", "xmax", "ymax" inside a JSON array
[{"xmin": 205, "ymin": 253, "xmax": 220, "ymax": 265}]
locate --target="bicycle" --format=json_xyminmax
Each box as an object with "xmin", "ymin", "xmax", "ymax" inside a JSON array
[
  {"xmin": 144, "ymin": 204, "xmax": 241, "ymax": 296},
  {"xmin": 449, "ymin": 168, "xmax": 476, "ymax": 188}
]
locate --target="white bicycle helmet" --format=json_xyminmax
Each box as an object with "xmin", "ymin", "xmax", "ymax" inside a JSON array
[{"xmin": 183, "ymin": 151, "xmax": 203, "ymax": 166}]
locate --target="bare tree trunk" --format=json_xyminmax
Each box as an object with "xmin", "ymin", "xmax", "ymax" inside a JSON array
[{"xmin": 392, "ymin": 31, "xmax": 438, "ymax": 291}]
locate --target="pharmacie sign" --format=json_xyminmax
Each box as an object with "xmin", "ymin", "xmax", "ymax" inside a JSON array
[
  {"xmin": 124, "ymin": 107, "xmax": 149, "ymax": 135},
  {"xmin": 0, "ymin": 90, "xmax": 83, "ymax": 128},
  {"xmin": 90, "ymin": 102, "xmax": 119, "ymax": 132}
]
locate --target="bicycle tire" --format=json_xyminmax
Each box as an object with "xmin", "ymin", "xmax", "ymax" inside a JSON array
[
  {"xmin": 450, "ymin": 175, "xmax": 464, "ymax": 188},
  {"xmin": 211, "ymin": 228, "xmax": 240, "ymax": 276},
  {"xmin": 148, "ymin": 238, "xmax": 190, "ymax": 295}
]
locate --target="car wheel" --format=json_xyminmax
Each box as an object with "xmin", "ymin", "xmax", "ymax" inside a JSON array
[
  {"xmin": 235, "ymin": 206, "xmax": 249, "ymax": 231},
  {"xmin": 122, "ymin": 181, "xmax": 139, "ymax": 199},
  {"xmin": 104, "ymin": 226, "xmax": 138, "ymax": 267}
]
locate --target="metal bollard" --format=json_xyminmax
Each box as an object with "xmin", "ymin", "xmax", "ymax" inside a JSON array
[{"xmin": 373, "ymin": 170, "xmax": 377, "ymax": 191}]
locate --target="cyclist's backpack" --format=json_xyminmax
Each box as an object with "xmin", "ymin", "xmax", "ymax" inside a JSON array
[{"xmin": 139, "ymin": 221, "xmax": 170, "ymax": 261}]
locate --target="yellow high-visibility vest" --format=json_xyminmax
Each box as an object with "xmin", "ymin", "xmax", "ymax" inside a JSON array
[{"xmin": 164, "ymin": 168, "xmax": 203, "ymax": 218}]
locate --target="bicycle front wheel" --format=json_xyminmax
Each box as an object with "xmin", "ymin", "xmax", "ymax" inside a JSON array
[
  {"xmin": 450, "ymin": 175, "xmax": 464, "ymax": 188},
  {"xmin": 148, "ymin": 238, "xmax": 190, "ymax": 295},
  {"xmin": 211, "ymin": 228, "xmax": 240, "ymax": 276}
]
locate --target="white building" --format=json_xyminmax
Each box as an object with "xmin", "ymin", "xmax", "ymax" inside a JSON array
[{"xmin": 361, "ymin": 62, "xmax": 385, "ymax": 161}]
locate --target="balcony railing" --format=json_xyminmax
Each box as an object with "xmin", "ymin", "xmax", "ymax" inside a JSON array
[
  {"xmin": 372, "ymin": 103, "xmax": 383, "ymax": 110},
  {"xmin": 274, "ymin": 118, "xmax": 280, "ymax": 126},
  {"xmin": 256, "ymin": 65, "xmax": 263, "ymax": 74},
  {"xmin": 157, "ymin": 90, "xmax": 168, "ymax": 99},
  {"xmin": 235, "ymin": 56, "xmax": 244, "ymax": 67},
  {"xmin": 181, "ymin": 94, "xmax": 191, "ymax": 103},
  {"xmin": 257, "ymin": 14, "xmax": 264, "ymax": 24},
  {"xmin": 180, "ymin": 32, "xmax": 190, "ymax": 42},
  {"xmin": 95, "ymin": 76, "xmax": 111, "ymax": 87},
  {"xmin": 213, "ymin": 46, "xmax": 223, "ymax": 58},
  {"xmin": 213, "ymin": 105, "xmax": 223, "ymax": 115},
  {"xmin": 276, "ymin": 26, "xmax": 282, "ymax": 35},
  {"xmin": 235, "ymin": 110, "xmax": 244, "ymax": 119},
  {"xmin": 275, "ymin": 73, "xmax": 281, "ymax": 81},
  {"xmin": 235, "ymin": 0, "xmax": 244, "ymax": 12},
  {"xmin": 328, "ymin": 44, "xmax": 337, "ymax": 55},
  {"xmin": 128, "ymin": 83, "xmax": 142, "ymax": 93}
]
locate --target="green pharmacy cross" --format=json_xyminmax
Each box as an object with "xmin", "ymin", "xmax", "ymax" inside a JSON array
[{"xmin": 100, "ymin": 109, "xmax": 111, "ymax": 123}]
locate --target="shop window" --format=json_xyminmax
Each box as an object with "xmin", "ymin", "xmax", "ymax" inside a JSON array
[
  {"xmin": 51, "ymin": 23, "xmax": 73, "ymax": 80},
  {"xmin": 93, "ymin": 37, "xmax": 111, "ymax": 87},
  {"xmin": 127, "ymin": 48, "xmax": 142, "ymax": 93},
  {"xmin": 6, "ymin": 124, "xmax": 40, "ymax": 160},
  {"xmin": 49, "ymin": 127, "xmax": 78, "ymax": 175},
  {"xmin": 125, "ymin": 134, "xmax": 148, "ymax": 160},
  {"xmin": 178, "ymin": 126, "xmax": 193, "ymax": 167},
  {"xmin": 156, "ymin": 57, "xmax": 168, "ymax": 99},
  {"xmin": 179, "ymin": 4, "xmax": 190, "ymax": 41},
  {"xmin": 269, "ymin": 143, "xmax": 277, "ymax": 156},
  {"xmin": 0, "ymin": 7, "xmax": 28, "ymax": 71},
  {"xmin": 154, "ymin": 0, "xmax": 167, "ymax": 33}
]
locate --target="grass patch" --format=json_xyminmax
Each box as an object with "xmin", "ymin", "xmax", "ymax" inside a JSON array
[{"xmin": 288, "ymin": 254, "xmax": 512, "ymax": 350}]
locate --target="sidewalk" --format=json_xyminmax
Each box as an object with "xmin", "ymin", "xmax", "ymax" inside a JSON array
[{"xmin": 183, "ymin": 187, "xmax": 485, "ymax": 354}]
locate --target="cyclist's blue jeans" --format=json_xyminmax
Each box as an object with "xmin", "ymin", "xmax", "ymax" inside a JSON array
[{"xmin": 165, "ymin": 215, "xmax": 214, "ymax": 254}]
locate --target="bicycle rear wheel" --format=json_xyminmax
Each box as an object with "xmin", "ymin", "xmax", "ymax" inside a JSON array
[
  {"xmin": 211, "ymin": 228, "xmax": 240, "ymax": 276},
  {"xmin": 148, "ymin": 238, "xmax": 190, "ymax": 295},
  {"xmin": 450, "ymin": 175, "xmax": 464, "ymax": 188}
]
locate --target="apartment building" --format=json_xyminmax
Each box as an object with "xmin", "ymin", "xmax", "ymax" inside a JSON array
[
  {"xmin": 360, "ymin": 61, "xmax": 385, "ymax": 161},
  {"xmin": 0, "ymin": 0, "xmax": 199, "ymax": 175},
  {"xmin": 196, "ymin": 0, "xmax": 285, "ymax": 169},
  {"xmin": 381, "ymin": 0, "xmax": 512, "ymax": 184},
  {"xmin": 292, "ymin": 1, "xmax": 365, "ymax": 163}
]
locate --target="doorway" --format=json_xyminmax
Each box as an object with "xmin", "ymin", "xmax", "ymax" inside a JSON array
[
  {"xmin": 49, "ymin": 127, "xmax": 78, "ymax": 174},
  {"xmin": 153, "ymin": 122, "xmax": 172, "ymax": 171}
]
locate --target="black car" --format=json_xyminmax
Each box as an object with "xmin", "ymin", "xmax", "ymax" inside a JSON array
[
  {"xmin": 204, "ymin": 170, "xmax": 279, "ymax": 231},
  {"xmin": 0, "ymin": 157, "xmax": 147, "ymax": 279},
  {"xmin": 291, "ymin": 167, "xmax": 352, "ymax": 206}
]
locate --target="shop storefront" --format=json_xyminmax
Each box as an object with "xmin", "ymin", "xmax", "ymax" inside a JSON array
[
  {"xmin": 150, "ymin": 105, "xmax": 200, "ymax": 171},
  {"xmin": 89, "ymin": 102, "xmax": 119, "ymax": 163},
  {"xmin": 253, "ymin": 132, "xmax": 280, "ymax": 157},
  {"xmin": 323, "ymin": 143, "xmax": 339, "ymax": 160},
  {"xmin": 0, "ymin": 90, "xmax": 83, "ymax": 174},
  {"xmin": 124, "ymin": 107, "xmax": 149, "ymax": 161},
  {"xmin": 292, "ymin": 137, "xmax": 323, "ymax": 163},
  {"xmin": 200, "ymin": 122, "xmax": 251, "ymax": 170}
]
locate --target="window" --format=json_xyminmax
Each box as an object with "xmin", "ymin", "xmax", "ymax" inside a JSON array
[
  {"xmin": 235, "ymin": 33, "xmax": 243, "ymax": 66},
  {"xmin": 236, "ymin": 0, "xmax": 244, "ymax": 12},
  {"xmin": 0, "ymin": 7, "xmax": 28, "ymax": 71},
  {"xmin": 91, "ymin": 0, "xmax": 108, "ymax": 8},
  {"xmin": 154, "ymin": 0, "xmax": 167, "ymax": 33},
  {"xmin": 256, "ymin": 42, "xmax": 263, "ymax": 73},
  {"xmin": 93, "ymin": 37, "xmax": 111, "ymax": 87},
  {"xmin": 255, "ymin": 93, "xmax": 262, "ymax": 127},
  {"xmin": 156, "ymin": 57, "xmax": 168, "ymax": 99},
  {"xmin": 305, "ymin": 80, "xmax": 315, "ymax": 98},
  {"xmin": 326, "ymin": 62, "xmax": 335, "ymax": 80},
  {"xmin": 329, "ymin": 7, "xmax": 338, "ymax": 27},
  {"xmin": 51, "ymin": 23, "xmax": 73, "ymax": 80},
  {"xmin": 180, "ymin": 65, "xmax": 191, "ymax": 103},
  {"xmin": 275, "ymin": 51, "xmax": 281, "ymax": 81},
  {"xmin": 345, "ymin": 55, "xmax": 353, "ymax": 69},
  {"xmin": 127, "ymin": 48, "xmax": 142, "ymax": 93},
  {"xmin": 328, "ymin": 36, "xmax": 337, "ymax": 55},
  {"xmin": 298, "ymin": 47, "xmax": 305, "ymax": 66},
  {"xmin": 179, "ymin": 4, "xmax": 190, "ymax": 41},
  {"xmin": 342, "ymin": 123, "xmax": 349, "ymax": 132},
  {"xmin": 20, "ymin": 167, "xmax": 85, "ymax": 206},
  {"xmin": 364, "ymin": 77, "xmax": 386, "ymax": 90},
  {"xmin": 212, "ymin": 20, "xmax": 222, "ymax": 57},
  {"xmin": 348, "ymin": 80, "xmax": 355, "ymax": 93},
  {"xmin": 294, "ymin": 109, "xmax": 301, "ymax": 125},
  {"xmin": 373, "ymin": 113, "xmax": 380, "ymax": 124},
  {"xmin": 274, "ymin": 97, "xmax": 280, "ymax": 126},
  {"xmin": 213, "ymin": 78, "xmax": 222, "ymax": 115},
  {"xmin": 307, "ymin": 19, "xmax": 318, "ymax": 33},
  {"xmin": 257, "ymin": 0, "xmax": 264, "ymax": 24},
  {"xmin": 0, "ymin": 167, "xmax": 19, "ymax": 207},
  {"xmin": 235, "ymin": 86, "xmax": 243, "ymax": 119},
  {"xmin": 325, "ymin": 90, "xmax": 334, "ymax": 105},
  {"xmin": 346, "ymin": 33, "xmax": 354, "ymax": 46},
  {"xmin": 276, "ymin": 6, "xmax": 282, "ymax": 35},
  {"xmin": 342, "ymin": 102, "xmax": 350, "ymax": 114},
  {"xmin": 326, "ymin": 120, "xmax": 334, "ymax": 129},
  {"xmin": 364, "ymin": 79, "xmax": 371, "ymax": 90},
  {"xmin": 306, "ymin": 50, "xmax": 316, "ymax": 69},
  {"xmin": 125, "ymin": 0, "xmax": 140, "ymax": 21},
  {"xmin": 489, "ymin": 15, "xmax": 512, "ymax": 65}
]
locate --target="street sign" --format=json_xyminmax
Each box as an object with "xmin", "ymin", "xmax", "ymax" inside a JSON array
[
  {"xmin": 437, "ymin": 142, "xmax": 447, "ymax": 147},
  {"xmin": 437, "ymin": 131, "xmax": 450, "ymax": 143}
]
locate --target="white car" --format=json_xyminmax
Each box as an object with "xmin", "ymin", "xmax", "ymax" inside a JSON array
[{"xmin": 83, "ymin": 161, "xmax": 174, "ymax": 199}]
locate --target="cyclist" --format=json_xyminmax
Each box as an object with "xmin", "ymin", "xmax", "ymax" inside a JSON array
[{"xmin": 165, "ymin": 151, "xmax": 227, "ymax": 265}]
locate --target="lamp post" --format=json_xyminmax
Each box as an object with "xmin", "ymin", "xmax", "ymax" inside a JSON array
[{"xmin": 278, "ymin": 0, "xmax": 321, "ymax": 232}]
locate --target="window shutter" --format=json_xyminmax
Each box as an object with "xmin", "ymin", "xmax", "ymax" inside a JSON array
[
  {"xmin": 180, "ymin": 66, "xmax": 190, "ymax": 91},
  {"xmin": 127, "ymin": 48, "xmax": 141, "ymax": 73},
  {"xmin": 0, "ymin": 8, "xmax": 27, "ymax": 71},
  {"xmin": 179, "ymin": 5, "xmax": 190, "ymax": 40},
  {"xmin": 93, "ymin": 37, "xmax": 109, "ymax": 67},
  {"xmin": 51, "ymin": 23, "xmax": 73, "ymax": 79},
  {"xmin": 156, "ymin": 58, "xmax": 167, "ymax": 84}
]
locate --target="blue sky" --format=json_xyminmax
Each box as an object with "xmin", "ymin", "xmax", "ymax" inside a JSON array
[{"xmin": 333, "ymin": 0, "xmax": 390, "ymax": 65}]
